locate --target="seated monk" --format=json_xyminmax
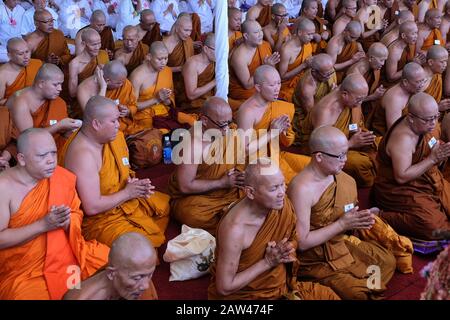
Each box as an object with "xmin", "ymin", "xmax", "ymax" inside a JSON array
[
  {"xmin": 237, "ymin": 65, "xmax": 311, "ymax": 184},
  {"xmin": 356, "ymin": 0, "xmax": 389, "ymax": 52},
  {"xmin": 373, "ymin": 92, "xmax": 450, "ymax": 240},
  {"xmin": 228, "ymin": 20, "xmax": 279, "ymax": 113},
  {"xmin": 137, "ymin": 9, "xmax": 162, "ymax": 48},
  {"xmin": 262, "ymin": 3, "xmax": 291, "ymax": 52},
  {"xmin": 418, "ymin": 0, "xmax": 446, "ymax": 23},
  {"xmin": 380, "ymin": 10, "xmax": 415, "ymax": 48},
  {"xmin": 298, "ymin": 0, "xmax": 330, "ymax": 53},
  {"xmin": 332, "ymin": 0, "xmax": 358, "ymax": 36},
  {"xmin": 168, "ymin": 97, "xmax": 245, "ymax": 235},
  {"xmin": 327, "ymin": 21, "xmax": 366, "ymax": 83},
  {"xmin": 64, "ymin": 232, "xmax": 158, "ymax": 300},
  {"xmin": 179, "ymin": 33, "xmax": 216, "ymax": 114},
  {"xmin": 288, "ymin": 126, "xmax": 400, "ymax": 299},
  {"xmin": 385, "ymin": 21, "xmax": 424, "ymax": 84},
  {"xmin": 440, "ymin": 2, "xmax": 450, "ymax": 52},
  {"xmin": 423, "ymin": 45, "xmax": 450, "ymax": 106},
  {"xmin": 379, "ymin": 0, "xmax": 401, "ymax": 26},
  {"xmin": 0, "ymin": 128, "xmax": 109, "ymax": 300},
  {"xmin": 24, "ymin": 9, "xmax": 71, "ymax": 68},
  {"xmin": 325, "ymin": 0, "xmax": 343, "ymax": 22},
  {"xmin": 75, "ymin": 10, "xmax": 115, "ymax": 59},
  {"xmin": 11, "ymin": 63, "xmax": 81, "ymax": 151},
  {"xmin": 0, "ymin": 38, "xmax": 42, "ymax": 105},
  {"xmin": 208, "ymin": 158, "xmax": 340, "ymax": 300},
  {"xmin": 370, "ymin": 62, "xmax": 427, "ymax": 136},
  {"xmin": 278, "ymin": 18, "xmax": 315, "ymax": 102},
  {"xmin": 114, "ymin": 26, "xmax": 149, "ymax": 76},
  {"xmin": 68, "ymin": 28, "xmax": 109, "ymax": 100},
  {"xmin": 399, "ymin": 0, "xmax": 419, "ymax": 20},
  {"xmin": 163, "ymin": 15, "xmax": 194, "ymax": 108},
  {"xmin": 60, "ymin": 96, "xmax": 170, "ymax": 247},
  {"xmin": 0, "ymin": 107, "xmax": 15, "ymax": 171},
  {"xmin": 246, "ymin": 0, "xmax": 273, "ymax": 27},
  {"xmin": 416, "ymin": 9, "xmax": 445, "ymax": 54},
  {"xmin": 299, "ymin": 73, "xmax": 378, "ymax": 187},
  {"xmin": 228, "ymin": 7, "xmax": 243, "ymax": 51}
]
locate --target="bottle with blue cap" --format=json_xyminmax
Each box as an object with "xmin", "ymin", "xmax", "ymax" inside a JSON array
[{"xmin": 163, "ymin": 136, "xmax": 172, "ymax": 164}]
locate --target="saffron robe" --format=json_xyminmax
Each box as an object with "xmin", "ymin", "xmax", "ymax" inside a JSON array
[
  {"xmin": 141, "ymin": 23, "xmax": 162, "ymax": 48},
  {"xmin": 336, "ymin": 41, "xmax": 359, "ymax": 83},
  {"xmin": 167, "ymin": 38, "xmax": 194, "ymax": 107},
  {"xmin": 179, "ymin": 62, "xmax": 215, "ymax": 113},
  {"xmin": 31, "ymin": 29, "xmax": 71, "ymax": 66},
  {"xmin": 4, "ymin": 59, "xmax": 42, "ymax": 100},
  {"xmin": 125, "ymin": 42, "xmax": 149, "ymax": 76}
]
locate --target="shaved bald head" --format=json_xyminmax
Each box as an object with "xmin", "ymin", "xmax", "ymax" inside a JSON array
[
  {"xmin": 427, "ymin": 45, "xmax": 448, "ymax": 60},
  {"xmin": 202, "ymin": 96, "xmax": 232, "ymax": 120},
  {"xmin": 402, "ymin": 62, "xmax": 425, "ymax": 80},
  {"xmin": 149, "ymin": 41, "xmax": 168, "ymax": 55},
  {"xmin": 408, "ymin": 92, "xmax": 438, "ymax": 117},
  {"xmin": 123, "ymin": 25, "xmax": 138, "ymax": 38},
  {"xmin": 254, "ymin": 65, "xmax": 278, "ymax": 85},
  {"xmin": 311, "ymin": 53, "xmax": 334, "ymax": 70},
  {"xmin": 140, "ymin": 9, "xmax": 154, "ymax": 19},
  {"xmin": 368, "ymin": 42, "xmax": 388, "ymax": 58},
  {"xmin": 397, "ymin": 10, "xmax": 415, "ymax": 24},
  {"xmin": 345, "ymin": 21, "xmax": 362, "ymax": 35},
  {"xmin": 242, "ymin": 19, "xmax": 261, "ymax": 35},
  {"xmin": 90, "ymin": 9, "xmax": 106, "ymax": 23},
  {"xmin": 399, "ymin": 21, "xmax": 417, "ymax": 35},
  {"xmin": 309, "ymin": 126, "xmax": 348, "ymax": 154},
  {"xmin": 176, "ymin": 13, "xmax": 192, "ymax": 26},
  {"xmin": 296, "ymin": 17, "xmax": 315, "ymax": 33},
  {"xmin": 245, "ymin": 157, "xmax": 282, "ymax": 187},
  {"xmin": 228, "ymin": 7, "xmax": 241, "ymax": 18},
  {"xmin": 83, "ymin": 95, "xmax": 118, "ymax": 125},
  {"xmin": 109, "ymin": 232, "xmax": 157, "ymax": 269},
  {"xmin": 425, "ymin": 8, "xmax": 442, "ymax": 21},
  {"xmin": 81, "ymin": 27, "xmax": 100, "ymax": 42},
  {"xmin": 426, "ymin": 45, "xmax": 448, "ymax": 74},
  {"xmin": 34, "ymin": 8, "xmax": 51, "ymax": 21},
  {"xmin": 340, "ymin": 73, "xmax": 369, "ymax": 95},
  {"xmin": 103, "ymin": 60, "xmax": 127, "ymax": 80},
  {"xmin": 271, "ymin": 3, "xmax": 286, "ymax": 15},
  {"xmin": 343, "ymin": 0, "xmax": 356, "ymax": 7},
  {"xmin": 6, "ymin": 37, "xmax": 28, "ymax": 53},
  {"xmin": 17, "ymin": 128, "xmax": 54, "ymax": 155},
  {"xmin": 34, "ymin": 63, "xmax": 63, "ymax": 83}
]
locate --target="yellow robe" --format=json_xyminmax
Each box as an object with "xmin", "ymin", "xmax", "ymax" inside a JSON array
[
  {"xmin": 424, "ymin": 73, "xmax": 442, "ymax": 103},
  {"xmin": 421, "ymin": 28, "xmax": 445, "ymax": 52},
  {"xmin": 229, "ymin": 31, "xmax": 243, "ymax": 51}
]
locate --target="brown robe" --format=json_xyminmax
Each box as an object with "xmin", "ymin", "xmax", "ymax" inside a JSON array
[
  {"xmin": 31, "ymin": 29, "xmax": 71, "ymax": 67},
  {"xmin": 421, "ymin": 28, "xmax": 445, "ymax": 52},
  {"xmin": 80, "ymin": 25, "xmax": 116, "ymax": 52},
  {"xmin": 191, "ymin": 13, "xmax": 202, "ymax": 42},
  {"xmin": 179, "ymin": 62, "xmax": 215, "ymax": 113},
  {"xmin": 336, "ymin": 41, "xmax": 359, "ymax": 83},
  {"xmin": 424, "ymin": 73, "xmax": 443, "ymax": 103},
  {"xmin": 141, "ymin": 23, "xmax": 162, "ymax": 47},
  {"xmin": 125, "ymin": 42, "xmax": 149, "ymax": 75},
  {"xmin": 256, "ymin": 5, "xmax": 272, "ymax": 27},
  {"xmin": 4, "ymin": 59, "xmax": 42, "ymax": 100}
]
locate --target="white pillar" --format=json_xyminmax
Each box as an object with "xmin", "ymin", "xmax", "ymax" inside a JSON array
[{"xmin": 214, "ymin": 2, "xmax": 229, "ymax": 100}]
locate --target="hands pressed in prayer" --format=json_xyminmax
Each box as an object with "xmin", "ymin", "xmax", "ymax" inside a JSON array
[
  {"xmin": 429, "ymin": 141, "xmax": 450, "ymax": 164},
  {"xmin": 47, "ymin": 53, "xmax": 61, "ymax": 65},
  {"xmin": 118, "ymin": 104, "xmax": 130, "ymax": 118},
  {"xmin": 264, "ymin": 238, "xmax": 296, "ymax": 268},
  {"xmin": 349, "ymin": 129, "xmax": 376, "ymax": 149},
  {"xmin": 338, "ymin": 206, "xmax": 376, "ymax": 231},
  {"xmin": 43, "ymin": 205, "xmax": 72, "ymax": 232},
  {"xmin": 413, "ymin": 52, "xmax": 426, "ymax": 65},
  {"xmin": 125, "ymin": 177, "xmax": 155, "ymax": 199},
  {"xmin": 270, "ymin": 114, "xmax": 290, "ymax": 134},
  {"xmin": 157, "ymin": 88, "xmax": 172, "ymax": 105},
  {"xmin": 351, "ymin": 51, "xmax": 366, "ymax": 63},
  {"xmin": 221, "ymin": 168, "xmax": 245, "ymax": 188},
  {"xmin": 438, "ymin": 99, "xmax": 450, "ymax": 112},
  {"xmin": 263, "ymin": 52, "xmax": 281, "ymax": 67}
]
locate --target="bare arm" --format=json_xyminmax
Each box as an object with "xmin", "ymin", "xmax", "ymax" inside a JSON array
[
  {"xmin": 263, "ymin": 26, "xmax": 275, "ymax": 49},
  {"xmin": 68, "ymin": 60, "xmax": 79, "ymax": 98},
  {"xmin": 176, "ymin": 163, "xmax": 228, "ymax": 194},
  {"xmin": 278, "ymin": 47, "xmax": 308, "ymax": 80},
  {"xmin": 74, "ymin": 31, "xmax": 84, "ymax": 56},
  {"xmin": 385, "ymin": 47, "xmax": 402, "ymax": 82},
  {"xmin": 384, "ymin": 96, "xmax": 404, "ymax": 129},
  {"xmin": 182, "ymin": 61, "xmax": 216, "ymax": 100},
  {"xmin": 415, "ymin": 32, "xmax": 425, "ymax": 55},
  {"xmin": 12, "ymin": 98, "xmax": 62, "ymax": 135},
  {"xmin": 231, "ymin": 51, "xmax": 254, "ymax": 90},
  {"xmin": 0, "ymin": 77, "xmax": 7, "ymax": 105},
  {"xmin": 298, "ymin": 82, "xmax": 316, "ymax": 113}
]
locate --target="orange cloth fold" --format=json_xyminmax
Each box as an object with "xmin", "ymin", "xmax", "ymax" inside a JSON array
[
  {"xmin": 229, "ymin": 31, "xmax": 243, "ymax": 50},
  {"xmin": 421, "ymin": 28, "xmax": 445, "ymax": 52},
  {"xmin": 126, "ymin": 42, "xmax": 149, "ymax": 75},
  {"xmin": 32, "ymin": 29, "xmax": 71, "ymax": 66},
  {"xmin": 4, "ymin": 59, "xmax": 42, "ymax": 100},
  {"xmin": 0, "ymin": 106, "xmax": 15, "ymax": 158},
  {"xmin": 256, "ymin": 5, "xmax": 272, "ymax": 27},
  {"xmin": 78, "ymin": 50, "xmax": 110, "ymax": 85},
  {"xmin": 179, "ymin": 62, "xmax": 215, "ymax": 113},
  {"xmin": 336, "ymin": 41, "xmax": 359, "ymax": 83},
  {"xmin": 424, "ymin": 73, "xmax": 443, "ymax": 103},
  {"xmin": 191, "ymin": 13, "xmax": 202, "ymax": 42},
  {"xmin": 141, "ymin": 23, "xmax": 162, "ymax": 47},
  {"xmin": 167, "ymin": 38, "xmax": 194, "ymax": 107}
]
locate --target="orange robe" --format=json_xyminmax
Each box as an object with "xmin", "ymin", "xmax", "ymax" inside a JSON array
[
  {"xmin": 0, "ymin": 106, "xmax": 15, "ymax": 160},
  {"xmin": 279, "ymin": 43, "xmax": 313, "ymax": 102},
  {"xmin": 60, "ymin": 131, "xmax": 170, "ymax": 248},
  {"xmin": 336, "ymin": 41, "xmax": 359, "ymax": 83},
  {"xmin": 208, "ymin": 197, "xmax": 340, "ymax": 300},
  {"xmin": 167, "ymin": 38, "xmax": 194, "ymax": 107},
  {"xmin": 4, "ymin": 59, "xmax": 42, "ymax": 100},
  {"xmin": 373, "ymin": 117, "xmax": 450, "ymax": 240},
  {"xmin": 424, "ymin": 73, "xmax": 443, "ymax": 103},
  {"xmin": 270, "ymin": 27, "xmax": 290, "ymax": 47},
  {"xmin": 228, "ymin": 31, "xmax": 243, "ymax": 51},
  {"xmin": 312, "ymin": 16, "xmax": 328, "ymax": 53},
  {"xmin": 125, "ymin": 42, "xmax": 149, "ymax": 75},
  {"xmin": 31, "ymin": 29, "xmax": 71, "ymax": 66},
  {"xmin": 421, "ymin": 28, "xmax": 445, "ymax": 52},
  {"xmin": 81, "ymin": 25, "xmax": 116, "ymax": 53},
  {"xmin": 141, "ymin": 23, "xmax": 162, "ymax": 47},
  {"xmin": 179, "ymin": 62, "xmax": 215, "ymax": 113},
  {"xmin": 0, "ymin": 166, "xmax": 109, "ymax": 300},
  {"xmin": 191, "ymin": 13, "xmax": 202, "ymax": 42},
  {"xmin": 298, "ymin": 172, "xmax": 397, "ymax": 299},
  {"xmin": 362, "ymin": 68, "xmax": 382, "ymax": 129},
  {"xmin": 256, "ymin": 5, "xmax": 272, "ymax": 27},
  {"xmin": 78, "ymin": 50, "xmax": 110, "ymax": 85},
  {"xmin": 228, "ymin": 41, "xmax": 272, "ymax": 112}
]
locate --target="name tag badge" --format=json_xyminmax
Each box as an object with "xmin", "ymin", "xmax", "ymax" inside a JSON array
[
  {"xmin": 434, "ymin": 39, "xmax": 441, "ymax": 45},
  {"xmin": 323, "ymin": 25, "xmax": 327, "ymax": 30},
  {"xmin": 122, "ymin": 157, "xmax": 130, "ymax": 166},
  {"xmin": 428, "ymin": 137, "xmax": 437, "ymax": 149},
  {"xmin": 349, "ymin": 123, "xmax": 358, "ymax": 132},
  {"xmin": 344, "ymin": 203, "xmax": 354, "ymax": 213},
  {"xmin": 394, "ymin": 10, "xmax": 399, "ymax": 15},
  {"xmin": 49, "ymin": 120, "xmax": 57, "ymax": 125}
]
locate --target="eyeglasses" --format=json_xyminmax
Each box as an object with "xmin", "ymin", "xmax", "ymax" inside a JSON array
[
  {"xmin": 312, "ymin": 151, "xmax": 347, "ymax": 161},
  {"xmin": 204, "ymin": 114, "xmax": 232, "ymax": 129},
  {"xmin": 273, "ymin": 13, "xmax": 288, "ymax": 17},
  {"xmin": 409, "ymin": 112, "xmax": 440, "ymax": 123},
  {"xmin": 204, "ymin": 45, "xmax": 215, "ymax": 51}
]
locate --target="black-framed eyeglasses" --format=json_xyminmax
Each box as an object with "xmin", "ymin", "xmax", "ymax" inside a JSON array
[
  {"xmin": 273, "ymin": 13, "xmax": 288, "ymax": 17},
  {"xmin": 204, "ymin": 45, "xmax": 215, "ymax": 51},
  {"xmin": 204, "ymin": 114, "xmax": 231, "ymax": 129},
  {"xmin": 312, "ymin": 151, "xmax": 347, "ymax": 161},
  {"xmin": 409, "ymin": 112, "xmax": 440, "ymax": 123}
]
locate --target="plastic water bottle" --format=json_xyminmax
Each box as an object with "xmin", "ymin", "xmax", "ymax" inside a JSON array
[{"xmin": 163, "ymin": 136, "xmax": 172, "ymax": 164}]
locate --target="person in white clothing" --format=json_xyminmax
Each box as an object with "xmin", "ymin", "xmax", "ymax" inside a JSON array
[
  {"xmin": 0, "ymin": 0, "xmax": 25, "ymax": 63},
  {"xmin": 21, "ymin": 0, "xmax": 58, "ymax": 36},
  {"xmin": 59, "ymin": 0, "xmax": 92, "ymax": 38},
  {"xmin": 115, "ymin": 0, "xmax": 152, "ymax": 39},
  {"xmin": 151, "ymin": 0, "xmax": 179, "ymax": 33},
  {"xmin": 92, "ymin": 0, "xmax": 119, "ymax": 29},
  {"xmin": 179, "ymin": 0, "xmax": 215, "ymax": 34}
]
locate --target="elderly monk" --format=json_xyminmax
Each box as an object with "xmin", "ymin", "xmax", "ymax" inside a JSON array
[
  {"xmin": 64, "ymin": 232, "xmax": 158, "ymax": 300},
  {"xmin": 385, "ymin": 21, "xmax": 424, "ymax": 84},
  {"xmin": 75, "ymin": 10, "xmax": 115, "ymax": 58},
  {"xmin": 0, "ymin": 38, "xmax": 42, "ymax": 105},
  {"xmin": 373, "ymin": 92, "xmax": 450, "ymax": 240},
  {"xmin": 423, "ymin": 45, "xmax": 449, "ymax": 105},
  {"xmin": 229, "ymin": 20, "xmax": 279, "ymax": 113},
  {"xmin": 288, "ymin": 126, "xmax": 402, "ymax": 300},
  {"xmin": 169, "ymin": 97, "xmax": 245, "ymax": 235},
  {"xmin": 357, "ymin": 0, "xmax": 388, "ymax": 52},
  {"xmin": 11, "ymin": 63, "xmax": 81, "ymax": 151},
  {"xmin": 24, "ymin": 9, "xmax": 71, "ymax": 67},
  {"xmin": 332, "ymin": 0, "xmax": 358, "ymax": 36},
  {"xmin": 228, "ymin": 7, "xmax": 243, "ymax": 50},
  {"xmin": 163, "ymin": 15, "xmax": 194, "ymax": 108},
  {"xmin": 247, "ymin": 0, "xmax": 273, "ymax": 27},
  {"xmin": 114, "ymin": 26, "xmax": 149, "ymax": 76},
  {"xmin": 418, "ymin": 0, "xmax": 446, "ymax": 23},
  {"xmin": 0, "ymin": 128, "xmax": 109, "ymax": 300},
  {"xmin": 179, "ymin": 33, "xmax": 216, "ymax": 114},
  {"xmin": 68, "ymin": 28, "xmax": 109, "ymax": 99},
  {"xmin": 208, "ymin": 158, "xmax": 340, "ymax": 300},
  {"xmin": 262, "ymin": 3, "xmax": 291, "ymax": 52},
  {"xmin": 61, "ymin": 96, "xmax": 170, "ymax": 248},
  {"xmin": 380, "ymin": 10, "xmax": 415, "ymax": 48},
  {"xmin": 0, "ymin": 106, "xmax": 15, "ymax": 171},
  {"xmin": 327, "ymin": 21, "xmax": 366, "ymax": 83},
  {"xmin": 416, "ymin": 9, "xmax": 445, "ymax": 54},
  {"xmin": 278, "ymin": 18, "xmax": 315, "ymax": 102},
  {"xmin": 137, "ymin": 9, "xmax": 162, "ymax": 48},
  {"xmin": 299, "ymin": 73, "xmax": 378, "ymax": 187},
  {"xmin": 299, "ymin": 0, "xmax": 330, "ymax": 53},
  {"xmin": 237, "ymin": 65, "xmax": 311, "ymax": 184},
  {"xmin": 370, "ymin": 62, "xmax": 427, "ymax": 136}
]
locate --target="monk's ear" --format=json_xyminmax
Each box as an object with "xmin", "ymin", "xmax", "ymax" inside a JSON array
[
  {"xmin": 244, "ymin": 185, "xmax": 255, "ymax": 199},
  {"xmin": 427, "ymin": 59, "xmax": 433, "ymax": 67},
  {"xmin": 92, "ymin": 118, "xmax": 102, "ymax": 131},
  {"xmin": 254, "ymin": 83, "xmax": 262, "ymax": 93},
  {"xmin": 106, "ymin": 266, "xmax": 116, "ymax": 280},
  {"xmin": 16, "ymin": 152, "xmax": 26, "ymax": 166}
]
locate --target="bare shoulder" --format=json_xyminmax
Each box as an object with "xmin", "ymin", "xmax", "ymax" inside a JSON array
[
  {"xmin": 0, "ymin": 170, "xmax": 16, "ymax": 198},
  {"xmin": 218, "ymin": 207, "xmax": 246, "ymax": 243}
]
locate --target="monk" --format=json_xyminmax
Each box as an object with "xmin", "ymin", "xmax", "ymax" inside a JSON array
[
  {"xmin": 137, "ymin": 9, "xmax": 162, "ymax": 48},
  {"xmin": 370, "ymin": 62, "xmax": 427, "ymax": 136},
  {"xmin": 64, "ymin": 232, "xmax": 158, "ymax": 300},
  {"xmin": 237, "ymin": 65, "xmax": 311, "ymax": 184},
  {"xmin": 163, "ymin": 15, "xmax": 194, "ymax": 108},
  {"xmin": 385, "ymin": 21, "xmax": 424, "ymax": 84},
  {"xmin": 288, "ymin": 126, "xmax": 399, "ymax": 299},
  {"xmin": 68, "ymin": 28, "xmax": 109, "ymax": 99},
  {"xmin": 445, "ymin": 52, "xmax": 450, "ymax": 97},
  {"xmin": 208, "ymin": 158, "xmax": 340, "ymax": 300},
  {"xmin": 299, "ymin": 73, "xmax": 378, "ymax": 187},
  {"xmin": 423, "ymin": 45, "xmax": 449, "ymax": 104},
  {"xmin": 379, "ymin": 0, "xmax": 400, "ymax": 26},
  {"xmin": 0, "ymin": 38, "xmax": 42, "ymax": 105},
  {"xmin": 0, "ymin": 128, "xmax": 109, "ymax": 299},
  {"xmin": 373, "ymin": 92, "xmax": 450, "ymax": 240},
  {"xmin": 278, "ymin": 18, "xmax": 315, "ymax": 102},
  {"xmin": 168, "ymin": 97, "xmax": 245, "ymax": 235},
  {"xmin": 228, "ymin": 7, "xmax": 243, "ymax": 51},
  {"xmin": 325, "ymin": 0, "xmax": 343, "ymax": 22},
  {"xmin": 114, "ymin": 26, "xmax": 149, "ymax": 76},
  {"xmin": 440, "ymin": 2, "xmax": 450, "ymax": 51},
  {"xmin": 61, "ymin": 96, "xmax": 170, "ymax": 248},
  {"xmin": 262, "ymin": 3, "xmax": 291, "ymax": 52},
  {"xmin": 418, "ymin": 0, "xmax": 446, "ymax": 23},
  {"xmin": 327, "ymin": 21, "xmax": 366, "ymax": 83},
  {"xmin": 11, "ymin": 63, "xmax": 81, "ymax": 151},
  {"xmin": 332, "ymin": 0, "xmax": 358, "ymax": 36},
  {"xmin": 298, "ymin": 0, "xmax": 330, "ymax": 53},
  {"xmin": 380, "ymin": 10, "xmax": 415, "ymax": 48},
  {"xmin": 228, "ymin": 20, "xmax": 279, "ymax": 113},
  {"xmin": 24, "ymin": 9, "xmax": 71, "ymax": 67},
  {"xmin": 416, "ymin": 9, "xmax": 445, "ymax": 53},
  {"xmin": 246, "ymin": 0, "xmax": 273, "ymax": 27},
  {"xmin": 74, "ymin": 10, "xmax": 115, "ymax": 59},
  {"xmin": 179, "ymin": 33, "xmax": 216, "ymax": 113},
  {"xmin": 399, "ymin": 0, "xmax": 419, "ymax": 20},
  {"xmin": 357, "ymin": 0, "xmax": 388, "ymax": 52}
]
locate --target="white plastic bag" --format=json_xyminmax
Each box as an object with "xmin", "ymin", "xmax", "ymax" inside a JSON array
[{"xmin": 163, "ymin": 225, "xmax": 216, "ymax": 281}]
